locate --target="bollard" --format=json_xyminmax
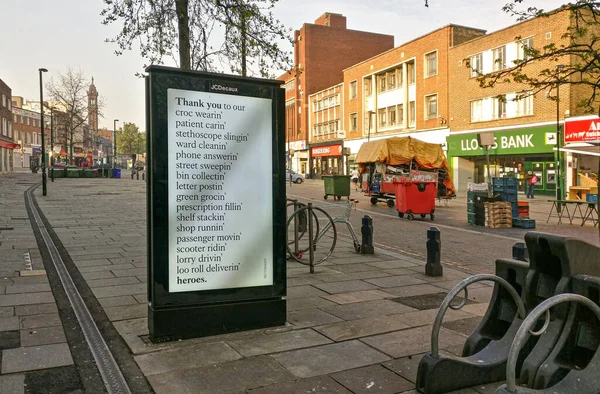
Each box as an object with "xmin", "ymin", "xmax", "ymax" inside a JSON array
[
  {"xmin": 307, "ymin": 203, "xmax": 315, "ymax": 273},
  {"xmin": 137, "ymin": 170, "xmax": 140, "ymax": 180},
  {"xmin": 360, "ymin": 215, "xmax": 374, "ymax": 254},
  {"xmin": 425, "ymin": 226, "xmax": 443, "ymax": 276},
  {"xmin": 512, "ymin": 242, "xmax": 528, "ymax": 262},
  {"xmin": 142, "ymin": 172, "xmax": 145, "ymax": 181}
]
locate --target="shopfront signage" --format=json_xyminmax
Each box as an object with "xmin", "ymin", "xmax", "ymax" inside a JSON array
[
  {"xmin": 146, "ymin": 65, "xmax": 286, "ymax": 342},
  {"xmin": 32, "ymin": 147, "xmax": 42, "ymax": 155},
  {"xmin": 288, "ymin": 140, "xmax": 306, "ymax": 151},
  {"xmin": 311, "ymin": 144, "xmax": 343, "ymax": 157},
  {"xmin": 447, "ymin": 126, "xmax": 556, "ymax": 157},
  {"xmin": 564, "ymin": 117, "xmax": 600, "ymax": 143}
]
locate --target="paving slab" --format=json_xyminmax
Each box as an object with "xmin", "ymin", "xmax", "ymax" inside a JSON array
[
  {"xmin": 323, "ymin": 290, "xmax": 393, "ymax": 305},
  {"xmin": 86, "ymin": 276, "xmax": 141, "ymax": 288},
  {"xmin": 0, "ymin": 374, "xmax": 25, "ymax": 394},
  {"xmin": 14, "ymin": 303, "xmax": 58, "ymax": 316},
  {"xmin": 382, "ymin": 284, "xmax": 446, "ymax": 298},
  {"xmin": 400, "ymin": 308, "xmax": 475, "ymax": 328},
  {"xmin": 134, "ymin": 341, "xmax": 242, "ymax": 376},
  {"xmin": 361, "ymin": 325, "xmax": 466, "ymax": 358},
  {"xmin": 248, "ymin": 375, "xmax": 352, "ymax": 394},
  {"xmin": 81, "ymin": 270, "xmax": 117, "ymax": 280},
  {"xmin": 330, "ymin": 364, "xmax": 414, "ymax": 394},
  {"xmin": 227, "ymin": 328, "xmax": 331, "ymax": 357},
  {"xmin": 20, "ymin": 326, "xmax": 67, "ymax": 347},
  {"xmin": 1, "ymin": 343, "xmax": 73, "ymax": 373},
  {"xmin": 322, "ymin": 299, "xmax": 416, "ymax": 321},
  {"xmin": 272, "ymin": 340, "xmax": 390, "ymax": 378},
  {"xmin": 287, "ymin": 285, "xmax": 330, "ymax": 299},
  {"xmin": 0, "ymin": 330, "xmax": 20, "ymax": 349},
  {"xmin": 0, "ymin": 306, "xmax": 14, "ymax": 317},
  {"xmin": 328, "ymin": 264, "xmax": 381, "ymax": 273},
  {"xmin": 287, "ymin": 297, "xmax": 337, "ymax": 312},
  {"xmin": 0, "ymin": 292, "xmax": 55, "ymax": 307},
  {"xmin": 98, "ymin": 295, "xmax": 140, "ymax": 308},
  {"xmin": 18, "ymin": 270, "xmax": 46, "ymax": 277},
  {"xmin": 147, "ymin": 355, "xmax": 295, "ymax": 394},
  {"xmin": 0, "ymin": 316, "xmax": 20, "ymax": 331},
  {"xmin": 19, "ymin": 313, "xmax": 61, "ymax": 330},
  {"xmin": 382, "ymin": 354, "xmax": 426, "ymax": 383},
  {"xmin": 312, "ymin": 280, "xmax": 379, "ymax": 294},
  {"xmin": 287, "ymin": 309, "xmax": 343, "ymax": 328},
  {"xmin": 104, "ymin": 304, "xmax": 147, "ymax": 321},
  {"xmin": 365, "ymin": 276, "xmax": 427, "ymax": 288},
  {"xmin": 367, "ymin": 261, "xmax": 420, "ymax": 270},
  {"xmin": 91, "ymin": 283, "xmax": 146, "ymax": 298},
  {"xmin": 314, "ymin": 271, "xmax": 391, "ymax": 283},
  {"xmin": 315, "ymin": 314, "xmax": 411, "ymax": 342}
]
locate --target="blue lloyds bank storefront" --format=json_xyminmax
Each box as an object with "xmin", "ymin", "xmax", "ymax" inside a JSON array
[{"xmin": 446, "ymin": 125, "xmax": 559, "ymax": 195}]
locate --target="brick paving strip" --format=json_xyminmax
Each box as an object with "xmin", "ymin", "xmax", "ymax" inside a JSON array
[{"xmin": 31, "ymin": 177, "xmax": 503, "ymax": 393}]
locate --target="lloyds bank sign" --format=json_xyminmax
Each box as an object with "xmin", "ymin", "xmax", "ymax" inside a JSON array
[{"xmin": 446, "ymin": 125, "xmax": 557, "ymax": 157}]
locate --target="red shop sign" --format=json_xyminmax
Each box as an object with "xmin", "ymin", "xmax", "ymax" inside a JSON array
[
  {"xmin": 564, "ymin": 117, "xmax": 600, "ymax": 143},
  {"xmin": 311, "ymin": 144, "xmax": 342, "ymax": 157}
]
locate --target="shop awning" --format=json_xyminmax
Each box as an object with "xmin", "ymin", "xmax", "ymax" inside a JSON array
[
  {"xmin": 0, "ymin": 140, "xmax": 19, "ymax": 149},
  {"xmin": 557, "ymin": 144, "xmax": 600, "ymax": 157}
]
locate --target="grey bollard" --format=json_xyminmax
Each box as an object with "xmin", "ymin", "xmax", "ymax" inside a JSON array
[
  {"xmin": 360, "ymin": 215, "xmax": 374, "ymax": 254},
  {"xmin": 512, "ymin": 242, "xmax": 528, "ymax": 262},
  {"xmin": 426, "ymin": 226, "xmax": 443, "ymax": 276}
]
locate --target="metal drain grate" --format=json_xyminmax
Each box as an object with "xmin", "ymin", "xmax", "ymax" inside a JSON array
[
  {"xmin": 390, "ymin": 292, "xmax": 474, "ymax": 310},
  {"xmin": 25, "ymin": 186, "xmax": 131, "ymax": 394}
]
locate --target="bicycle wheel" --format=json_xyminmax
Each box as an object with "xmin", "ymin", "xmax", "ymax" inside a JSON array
[{"xmin": 286, "ymin": 206, "xmax": 337, "ymax": 266}]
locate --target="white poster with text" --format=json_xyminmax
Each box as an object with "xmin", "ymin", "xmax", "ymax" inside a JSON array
[{"xmin": 167, "ymin": 88, "xmax": 273, "ymax": 292}]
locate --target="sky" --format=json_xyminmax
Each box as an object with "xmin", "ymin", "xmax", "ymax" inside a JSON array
[{"xmin": 1, "ymin": 0, "xmax": 568, "ymax": 130}]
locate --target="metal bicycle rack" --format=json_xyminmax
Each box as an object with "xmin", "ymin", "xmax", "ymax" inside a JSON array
[
  {"xmin": 496, "ymin": 284, "xmax": 600, "ymax": 393},
  {"xmin": 416, "ymin": 232, "xmax": 600, "ymax": 394}
]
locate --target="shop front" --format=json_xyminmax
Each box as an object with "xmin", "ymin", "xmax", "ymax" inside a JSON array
[
  {"xmin": 309, "ymin": 141, "xmax": 345, "ymax": 178},
  {"xmin": 563, "ymin": 116, "xmax": 600, "ymax": 197},
  {"xmin": 447, "ymin": 125, "xmax": 559, "ymax": 195},
  {"xmin": 286, "ymin": 140, "xmax": 308, "ymax": 176}
]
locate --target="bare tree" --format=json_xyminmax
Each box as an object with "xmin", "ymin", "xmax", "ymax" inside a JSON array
[
  {"xmin": 47, "ymin": 68, "xmax": 104, "ymax": 162},
  {"xmin": 477, "ymin": 1, "xmax": 600, "ymax": 115},
  {"xmin": 101, "ymin": 0, "xmax": 292, "ymax": 77}
]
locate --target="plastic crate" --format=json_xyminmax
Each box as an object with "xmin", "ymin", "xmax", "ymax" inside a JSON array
[
  {"xmin": 512, "ymin": 218, "xmax": 536, "ymax": 229},
  {"xmin": 587, "ymin": 194, "xmax": 598, "ymax": 203},
  {"xmin": 467, "ymin": 202, "xmax": 476, "ymax": 213},
  {"xmin": 493, "ymin": 177, "xmax": 518, "ymax": 187}
]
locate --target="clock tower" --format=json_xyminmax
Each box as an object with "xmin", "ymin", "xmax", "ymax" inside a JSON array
[{"xmin": 88, "ymin": 77, "xmax": 98, "ymax": 134}]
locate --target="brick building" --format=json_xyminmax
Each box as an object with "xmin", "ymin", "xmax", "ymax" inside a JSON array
[
  {"xmin": 0, "ymin": 79, "xmax": 15, "ymax": 174},
  {"xmin": 336, "ymin": 25, "xmax": 485, "ymax": 174},
  {"xmin": 279, "ymin": 12, "xmax": 394, "ymax": 176},
  {"xmin": 446, "ymin": 7, "xmax": 598, "ymax": 195},
  {"xmin": 12, "ymin": 106, "xmax": 45, "ymax": 169}
]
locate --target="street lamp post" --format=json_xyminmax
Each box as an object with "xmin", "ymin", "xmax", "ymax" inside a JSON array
[
  {"xmin": 113, "ymin": 119, "xmax": 119, "ymax": 169},
  {"xmin": 50, "ymin": 107, "xmax": 54, "ymax": 182},
  {"xmin": 39, "ymin": 68, "xmax": 48, "ymax": 196}
]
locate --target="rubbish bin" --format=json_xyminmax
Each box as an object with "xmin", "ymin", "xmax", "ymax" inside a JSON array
[
  {"xmin": 323, "ymin": 175, "xmax": 351, "ymax": 200},
  {"xmin": 83, "ymin": 169, "xmax": 97, "ymax": 178},
  {"xmin": 66, "ymin": 167, "xmax": 80, "ymax": 178},
  {"xmin": 112, "ymin": 168, "xmax": 121, "ymax": 179},
  {"xmin": 394, "ymin": 179, "xmax": 437, "ymax": 220}
]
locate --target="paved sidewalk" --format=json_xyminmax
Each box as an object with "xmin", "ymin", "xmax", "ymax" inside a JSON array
[
  {"xmin": 8, "ymin": 175, "xmax": 502, "ymax": 393},
  {"xmin": 0, "ymin": 173, "xmax": 77, "ymax": 393}
]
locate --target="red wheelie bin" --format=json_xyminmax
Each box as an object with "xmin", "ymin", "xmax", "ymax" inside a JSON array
[{"xmin": 393, "ymin": 179, "xmax": 437, "ymax": 220}]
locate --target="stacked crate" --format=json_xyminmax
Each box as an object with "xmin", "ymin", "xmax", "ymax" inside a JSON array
[
  {"xmin": 484, "ymin": 202, "xmax": 513, "ymax": 228},
  {"xmin": 492, "ymin": 178, "xmax": 518, "ymax": 217},
  {"xmin": 467, "ymin": 185, "xmax": 489, "ymax": 226},
  {"xmin": 517, "ymin": 201, "xmax": 530, "ymax": 218}
]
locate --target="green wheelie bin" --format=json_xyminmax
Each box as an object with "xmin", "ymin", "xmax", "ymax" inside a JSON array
[{"xmin": 323, "ymin": 175, "xmax": 351, "ymax": 200}]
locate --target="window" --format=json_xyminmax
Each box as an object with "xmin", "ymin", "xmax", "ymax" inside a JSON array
[
  {"xmin": 1, "ymin": 118, "xmax": 5, "ymax": 135},
  {"xmin": 518, "ymin": 37, "xmax": 534, "ymax": 61},
  {"xmin": 350, "ymin": 113, "xmax": 358, "ymax": 131},
  {"xmin": 388, "ymin": 106, "xmax": 396, "ymax": 126},
  {"xmin": 365, "ymin": 77, "xmax": 372, "ymax": 96},
  {"xmin": 8, "ymin": 121, "xmax": 12, "ymax": 138},
  {"xmin": 407, "ymin": 62, "xmax": 416, "ymax": 84},
  {"xmin": 284, "ymin": 80, "xmax": 295, "ymax": 91},
  {"xmin": 350, "ymin": 81, "xmax": 358, "ymax": 99},
  {"xmin": 378, "ymin": 74, "xmax": 386, "ymax": 92},
  {"xmin": 398, "ymin": 70, "xmax": 404, "ymax": 87},
  {"xmin": 13, "ymin": 114, "xmax": 17, "ymax": 123},
  {"xmin": 470, "ymin": 99, "xmax": 484, "ymax": 122},
  {"xmin": 387, "ymin": 71, "xmax": 396, "ymax": 89},
  {"xmin": 329, "ymin": 122, "xmax": 335, "ymax": 134},
  {"xmin": 1, "ymin": 94, "xmax": 5, "ymax": 107},
  {"xmin": 425, "ymin": 94, "xmax": 438, "ymax": 120},
  {"xmin": 425, "ymin": 51, "xmax": 437, "ymax": 77},
  {"xmin": 409, "ymin": 101, "xmax": 416, "ymax": 126},
  {"xmin": 492, "ymin": 46, "xmax": 506, "ymax": 71},
  {"xmin": 398, "ymin": 104, "xmax": 404, "ymax": 125},
  {"xmin": 515, "ymin": 91, "xmax": 534, "ymax": 116},
  {"xmin": 378, "ymin": 108, "xmax": 387, "ymax": 127},
  {"xmin": 493, "ymin": 95, "xmax": 506, "ymax": 119},
  {"xmin": 470, "ymin": 53, "xmax": 483, "ymax": 77},
  {"xmin": 26, "ymin": 117, "xmax": 30, "ymax": 126}
]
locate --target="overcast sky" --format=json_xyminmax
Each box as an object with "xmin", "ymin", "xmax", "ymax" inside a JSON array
[{"xmin": 1, "ymin": 0, "xmax": 567, "ymax": 130}]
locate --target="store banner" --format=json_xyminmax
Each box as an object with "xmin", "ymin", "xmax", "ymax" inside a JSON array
[
  {"xmin": 311, "ymin": 144, "xmax": 343, "ymax": 157},
  {"xmin": 447, "ymin": 126, "xmax": 557, "ymax": 157},
  {"xmin": 564, "ymin": 117, "xmax": 600, "ymax": 143}
]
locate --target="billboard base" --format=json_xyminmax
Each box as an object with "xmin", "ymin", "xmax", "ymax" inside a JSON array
[{"xmin": 148, "ymin": 298, "xmax": 286, "ymax": 343}]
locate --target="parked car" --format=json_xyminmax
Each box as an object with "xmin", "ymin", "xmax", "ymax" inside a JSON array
[{"xmin": 286, "ymin": 170, "xmax": 304, "ymax": 184}]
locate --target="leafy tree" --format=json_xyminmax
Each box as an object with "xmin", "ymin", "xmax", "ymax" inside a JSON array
[
  {"xmin": 101, "ymin": 0, "xmax": 292, "ymax": 77},
  {"xmin": 116, "ymin": 122, "xmax": 145, "ymax": 156},
  {"xmin": 47, "ymin": 68, "xmax": 103, "ymax": 162},
  {"xmin": 477, "ymin": 1, "xmax": 600, "ymax": 115}
]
